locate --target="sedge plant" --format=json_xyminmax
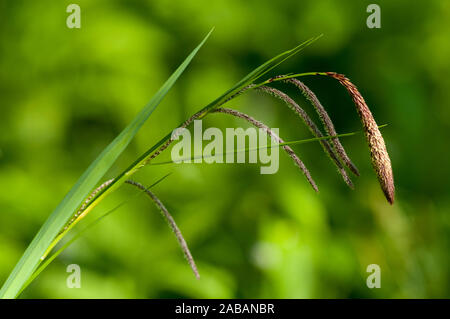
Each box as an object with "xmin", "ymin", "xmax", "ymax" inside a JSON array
[{"xmin": 0, "ymin": 31, "xmax": 394, "ymax": 298}]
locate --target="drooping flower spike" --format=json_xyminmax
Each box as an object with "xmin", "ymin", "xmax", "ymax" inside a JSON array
[{"xmin": 323, "ymin": 72, "xmax": 395, "ymax": 204}]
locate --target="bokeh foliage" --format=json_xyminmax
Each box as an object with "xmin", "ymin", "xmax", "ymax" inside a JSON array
[{"xmin": 0, "ymin": 0, "xmax": 449, "ymax": 298}]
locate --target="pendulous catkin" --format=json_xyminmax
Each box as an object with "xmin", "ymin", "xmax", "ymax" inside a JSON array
[
  {"xmin": 325, "ymin": 72, "xmax": 395, "ymax": 204},
  {"xmin": 125, "ymin": 180, "xmax": 200, "ymax": 279}
]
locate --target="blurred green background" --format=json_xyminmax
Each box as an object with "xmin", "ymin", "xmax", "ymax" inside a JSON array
[{"xmin": 0, "ymin": 0, "xmax": 449, "ymax": 298}]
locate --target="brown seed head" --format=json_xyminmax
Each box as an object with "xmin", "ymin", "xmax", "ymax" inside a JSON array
[{"xmin": 326, "ymin": 72, "xmax": 395, "ymax": 204}]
